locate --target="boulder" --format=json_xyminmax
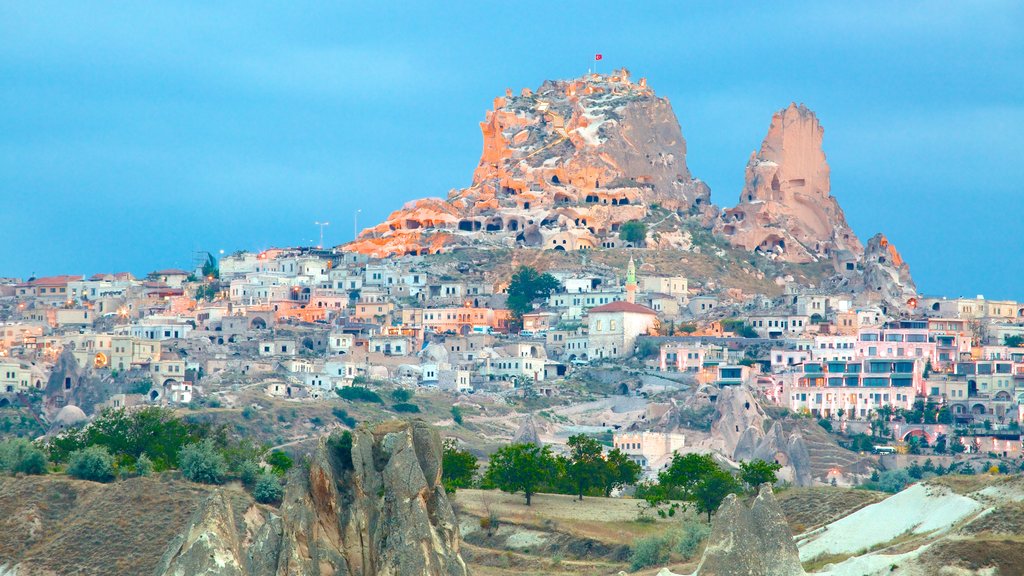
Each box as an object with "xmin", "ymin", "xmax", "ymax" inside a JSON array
[{"xmin": 857, "ymin": 233, "xmax": 918, "ymax": 315}]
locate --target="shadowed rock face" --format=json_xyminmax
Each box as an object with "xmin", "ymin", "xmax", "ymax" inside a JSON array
[
  {"xmin": 346, "ymin": 68, "xmax": 711, "ymax": 258},
  {"xmin": 858, "ymin": 233, "xmax": 918, "ymax": 315},
  {"xmin": 694, "ymin": 485, "xmax": 804, "ymax": 576},
  {"xmin": 716, "ymin": 103, "xmax": 862, "ymax": 264},
  {"xmin": 155, "ymin": 419, "xmax": 469, "ymax": 576}
]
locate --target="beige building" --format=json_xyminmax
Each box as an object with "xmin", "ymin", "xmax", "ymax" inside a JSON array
[{"xmin": 586, "ymin": 301, "xmax": 658, "ymax": 359}]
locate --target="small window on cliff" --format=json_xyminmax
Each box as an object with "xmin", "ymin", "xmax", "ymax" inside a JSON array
[{"xmin": 551, "ymin": 175, "xmax": 560, "ymax": 184}]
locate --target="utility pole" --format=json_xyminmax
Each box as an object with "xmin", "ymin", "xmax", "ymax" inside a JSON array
[
  {"xmin": 314, "ymin": 221, "xmax": 330, "ymax": 249},
  {"xmin": 353, "ymin": 209, "xmax": 362, "ymax": 240}
]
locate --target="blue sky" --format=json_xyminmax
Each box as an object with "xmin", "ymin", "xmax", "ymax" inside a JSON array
[{"xmin": 1, "ymin": 2, "xmax": 1021, "ymax": 298}]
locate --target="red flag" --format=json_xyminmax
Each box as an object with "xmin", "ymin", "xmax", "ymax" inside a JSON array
[{"xmin": 595, "ymin": 53, "xmax": 603, "ymax": 61}]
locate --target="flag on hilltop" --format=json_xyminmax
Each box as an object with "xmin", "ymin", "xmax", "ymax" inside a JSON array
[{"xmin": 595, "ymin": 53, "xmax": 602, "ymax": 61}]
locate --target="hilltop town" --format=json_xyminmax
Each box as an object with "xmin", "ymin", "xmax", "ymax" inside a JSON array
[{"xmin": 2, "ymin": 70, "xmax": 1022, "ymax": 576}]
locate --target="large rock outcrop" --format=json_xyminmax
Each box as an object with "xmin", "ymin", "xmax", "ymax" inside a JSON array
[
  {"xmin": 346, "ymin": 69, "xmax": 711, "ymax": 257},
  {"xmin": 693, "ymin": 485, "xmax": 805, "ymax": 576},
  {"xmin": 154, "ymin": 419, "xmax": 469, "ymax": 576},
  {"xmin": 857, "ymin": 233, "xmax": 918, "ymax": 315},
  {"xmin": 711, "ymin": 387, "xmax": 814, "ymax": 487},
  {"xmin": 716, "ymin": 104, "xmax": 862, "ymax": 264}
]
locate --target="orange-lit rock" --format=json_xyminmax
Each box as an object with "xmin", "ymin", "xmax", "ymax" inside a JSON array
[
  {"xmin": 716, "ymin": 104, "xmax": 862, "ymax": 264},
  {"xmin": 344, "ymin": 69, "xmax": 711, "ymax": 257},
  {"xmin": 859, "ymin": 233, "xmax": 918, "ymax": 314}
]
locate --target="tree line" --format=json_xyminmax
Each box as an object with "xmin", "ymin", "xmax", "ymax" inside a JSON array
[
  {"xmin": 0, "ymin": 407, "xmax": 291, "ymax": 504},
  {"xmin": 442, "ymin": 434, "xmax": 642, "ymax": 505}
]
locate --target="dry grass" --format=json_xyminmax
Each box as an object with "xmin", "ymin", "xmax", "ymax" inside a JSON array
[
  {"xmin": 777, "ymin": 486, "xmax": 887, "ymax": 534},
  {"xmin": 918, "ymin": 535, "xmax": 1024, "ymax": 576},
  {"xmin": 0, "ymin": 474, "xmax": 254, "ymax": 576}
]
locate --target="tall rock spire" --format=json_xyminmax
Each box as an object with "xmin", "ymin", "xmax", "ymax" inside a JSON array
[{"xmin": 715, "ymin": 103, "xmax": 862, "ymax": 265}]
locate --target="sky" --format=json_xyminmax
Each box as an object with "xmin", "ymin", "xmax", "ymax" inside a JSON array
[{"xmin": 1, "ymin": 2, "xmax": 1021, "ymax": 298}]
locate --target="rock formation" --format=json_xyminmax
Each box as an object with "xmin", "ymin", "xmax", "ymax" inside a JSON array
[
  {"xmin": 711, "ymin": 387, "xmax": 814, "ymax": 487},
  {"xmin": 512, "ymin": 414, "xmax": 542, "ymax": 446},
  {"xmin": 693, "ymin": 485, "xmax": 805, "ymax": 576},
  {"xmin": 154, "ymin": 419, "xmax": 469, "ymax": 576},
  {"xmin": 346, "ymin": 69, "xmax": 711, "ymax": 257},
  {"xmin": 857, "ymin": 233, "xmax": 918, "ymax": 315},
  {"xmin": 716, "ymin": 104, "xmax": 862, "ymax": 264}
]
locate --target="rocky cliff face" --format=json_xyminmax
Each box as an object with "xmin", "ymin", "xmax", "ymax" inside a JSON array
[
  {"xmin": 857, "ymin": 233, "xmax": 918, "ymax": 315},
  {"xmin": 693, "ymin": 485, "xmax": 804, "ymax": 576},
  {"xmin": 346, "ymin": 69, "xmax": 711, "ymax": 257},
  {"xmin": 716, "ymin": 104, "xmax": 862, "ymax": 264},
  {"xmin": 155, "ymin": 419, "xmax": 469, "ymax": 576}
]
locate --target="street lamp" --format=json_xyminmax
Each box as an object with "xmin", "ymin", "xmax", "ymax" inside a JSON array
[
  {"xmin": 353, "ymin": 209, "xmax": 362, "ymax": 241},
  {"xmin": 314, "ymin": 221, "xmax": 330, "ymax": 249}
]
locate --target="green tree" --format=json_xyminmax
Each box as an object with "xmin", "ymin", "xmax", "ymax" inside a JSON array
[
  {"xmin": 619, "ymin": 220, "xmax": 647, "ymax": 246},
  {"xmin": 658, "ymin": 453, "xmax": 719, "ymax": 501},
  {"xmin": 179, "ymin": 439, "xmax": 227, "ymax": 485},
  {"xmin": 1004, "ymin": 335, "xmax": 1024, "ymax": 347},
  {"xmin": 67, "ymin": 446, "xmax": 116, "ymax": 483},
  {"xmin": 0, "ymin": 438, "xmax": 48, "ymax": 475},
  {"xmin": 201, "ymin": 253, "xmax": 219, "ymax": 280},
  {"xmin": 506, "ymin": 266, "xmax": 561, "ymax": 324},
  {"xmin": 739, "ymin": 459, "xmax": 782, "ymax": 490},
  {"xmin": 484, "ymin": 442, "xmax": 557, "ymax": 505},
  {"xmin": 266, "ymin": 450, "xmax": 293, "ymax": 476},
  {"xmin": 441, "ymin": 439, "xmax": 478, "ymax": 494},
  {"xmin": 253, "ymin": 472, "xmax": 284, "ymax": 504},
  {"xmin": 565, "ymin": 434, "xmax": 605, "ymax": 500},
  {"xmin": 692, "ymin": 469, "xmax": 742, "ymax": 522},
  {"xmin": 48, "ymin": 407, "xmax": 200, "ymax": 471},
  {"xmin": 601, "ymin": 448, "xmax": 642, "ymax": 497}
]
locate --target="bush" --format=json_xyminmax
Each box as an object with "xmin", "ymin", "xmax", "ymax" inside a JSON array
[
  {"xmin": 0, "ymin": 439, "xmax": 48, "ymax": 475},
  {"xmin": 630, "ymin": 535, "xmax": 670, "ymax": 571},
  {"xmin": 253, "ymin": 472, "xmax": 284, "ymax": 504},
  {"xmin": 238, "ymin": 459, "xmax": 261, "ymax": 487},
  {"xmin": 451, "ymin": 406, "xmax": 464, "ymax": 425},
  {"xmin": 392, "ymin": 403, "xmax": 420, "ymax": 413},
  {"xmin": 675, "ymin": 521, "xmax": 711, "ymax": 558},
  {"xmin": 337, "ymin": 386, "xmax": 383, "ymax": 403},
  {"xmin": 179, "ymin": 440, "xmax": 227, "ymax": 485},
  {"xmin": 864, "ymin": 468, "xmax": 913, "ymax": 493},
  {"xmin": 266, "ymin": 450, "xmax": 293, "ymax": 476},
  {"xmin": 329, "ymin": 431, "xmax": 354, "ymax": 471},
  {"xmin": 391, "ymin": 388, "xmax": 414, "ymax": 403},
  {"xmin": 332, "ymin": 407, "xmax": 356, "ymax": 427},
  {"xmin": 68, "ymin": 446, "xmax": 116, "ymax": 483},
  {"xmin": 135, "ymin": 453, "xmax": 154, "ymax": 477},
  {"xmin": 818, "ymin": 418, "xmax": 833, "ymax": 432}
]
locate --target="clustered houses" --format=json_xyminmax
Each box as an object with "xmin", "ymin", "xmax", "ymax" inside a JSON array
[
  {"xmin": 0, "ymin": 249, "xmax": 713, "ymax": 418},
  {"xmin": 651, "ymin": 286, "xmax": 1024, "ymax": 438}
]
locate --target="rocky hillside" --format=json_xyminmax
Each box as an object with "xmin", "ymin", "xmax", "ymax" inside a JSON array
[
  {"xmin": 0, "ymin": 420, "xmax": 468, "ymax": 576},
  {"xmin": 346, "ymin": 68, "xmax": 712, "ymax": 258}
]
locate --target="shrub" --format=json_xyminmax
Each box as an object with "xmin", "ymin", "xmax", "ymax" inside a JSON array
[
  {"xmin": 0, "ymin": 439, "xmax": 48, "ymax": 475},
  {"xmin": 337, "ymin": 386, "xmax": 383, "ymax": 403},
  {"xmin": 332, "ymin": 407, "xmax": 356, "ymax": 427},
  {"xmin": 630, "ymin": 535, "xmax": 670, "ymax": 571},
  {"xmin": 451, "ymin": 406, "xmax": 464, "ymax": 425},
  {"xmin": 135, "ymin": 453, "xmax": 154, "ymax": 477},
  {"xmin": 179, "ymin": 440, "xmax": 227, "ymax": 485},
  {"xmin": 675, "ymin": 521, "xmax": 711, "ymax": 558},
  {"xmin": 818, "ymin": 418, "xmax": 833, "ymax": 432},
  {"xmin": 238, "ymin": 459, "xmax": 261, "ymax": 487},
  {"xmin": 68, "ymin": 446, "xmax": 115, "ymax": 483},
  {"xmin": 865, "ymin": 469, "xmax": 913, "ymax": 493},
  {"xmin": 253, "ymin": 472, "xmax": 284, "ymax": 504},
  {"xmin": 392, "ymin": 403, "xmax": 420, "ymax": 413},
  {"xmin": 266, "ymin": 450, "xmax": 293, "ymax": 476},
  {"xmin": 391, "ymin": 388, "xmax": 414, "ymax": 403},
  {"xmin": 329, "ymin": 431, "xmax": 354, "ymax": 471}
]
